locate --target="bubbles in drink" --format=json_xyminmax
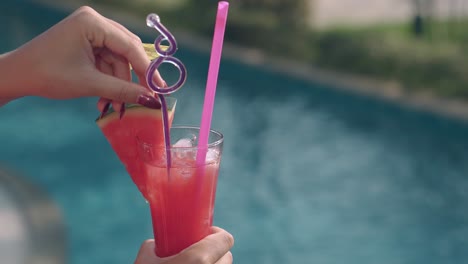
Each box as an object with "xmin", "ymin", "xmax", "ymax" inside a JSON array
[{"xmin": 179, "ymin": 168, "xmax": 192, "ymax": 179}]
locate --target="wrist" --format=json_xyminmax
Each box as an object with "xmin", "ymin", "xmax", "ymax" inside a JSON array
[{"xmin": 0, "ymin": 49, "xmax": 37, "ymax": 99}]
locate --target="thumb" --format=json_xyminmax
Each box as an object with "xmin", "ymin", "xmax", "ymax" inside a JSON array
[
  {"xmin": 171, "ymin": 228, "xmax": 234, "ymax": 263},
  {"xmin": 134, "ymin": 239, "xmax": 170, "ymax": 264},
  {"xmin": 88, "ymin": 71, "xmax": 161, "ymax": 109}
]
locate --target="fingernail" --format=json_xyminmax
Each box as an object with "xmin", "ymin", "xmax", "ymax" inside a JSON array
[
  {"xmin": 137, "ymin": 94, "xmax": 161, "ymax": 109},
  {"xmin": 99, "ymin": 102, "xmax": 111, "ymax": 119},
  {"xmin": 119, "ymin": 103, "xmax": 126, "ymax": 120}
]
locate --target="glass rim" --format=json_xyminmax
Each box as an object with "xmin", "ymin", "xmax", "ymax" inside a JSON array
[{"xmin": 136, "ymin": 125, "xmax": 224, "ymax": 151}]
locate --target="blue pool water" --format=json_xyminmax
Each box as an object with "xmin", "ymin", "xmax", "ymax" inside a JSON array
[{"xmin": 2, "ymin": 1, "xmax": 468, "ymax": 264}]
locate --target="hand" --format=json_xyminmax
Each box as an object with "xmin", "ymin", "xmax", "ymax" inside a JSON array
[
  {"xmin": 134, "ymin": 227, "xmax": 234, "ymax": 264},
  {"xmin": 0, "ymin": 6, "xmax": 163, "ymax": 111}
]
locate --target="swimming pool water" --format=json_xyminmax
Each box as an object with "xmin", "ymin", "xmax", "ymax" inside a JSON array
[{"xmin": 2, "ymin": 1, "xmax": 468, "ymax": 264}]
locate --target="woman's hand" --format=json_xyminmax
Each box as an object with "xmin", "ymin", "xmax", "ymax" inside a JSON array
[
  {"xmin": 0, "ymin": 6, "xmax": 163, "ymax": 111},
  {"xmin": 134, "ymin": 227, "xmax": 234, "ymax": 264}
]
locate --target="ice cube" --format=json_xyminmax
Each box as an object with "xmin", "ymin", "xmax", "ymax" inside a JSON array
[
  {"xmin": 205, "ymin": 148, "xmax": 219, "ymax": 163},
  {"xmin": 173, "ymin": 138, "xmax": 196, "ymax": 160},
  {"xmin": 173, "ymin": 138, "xmax": 193, "ymax": 148},
  {"xmin": 173, "ymin": 134, "xmax": 197, "ymax": 148}
]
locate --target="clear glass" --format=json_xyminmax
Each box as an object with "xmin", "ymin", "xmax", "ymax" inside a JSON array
[{"xmin": 137, "ymin": 126, "xmax": 224, "ymax": 257}]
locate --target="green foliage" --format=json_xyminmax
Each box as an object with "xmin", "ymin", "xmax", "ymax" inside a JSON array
[{"xmin": 313, "ymin": 29, "xmax": 468, "ymax": 98}]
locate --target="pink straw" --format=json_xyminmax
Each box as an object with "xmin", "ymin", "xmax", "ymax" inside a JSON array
[{"xmin": 196, "ymin": 1, "xmax": 229, "ymax": 166}]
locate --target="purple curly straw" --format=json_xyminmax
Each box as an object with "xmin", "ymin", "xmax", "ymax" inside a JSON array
[{"xmin": 145, "ymin": 14, "xmax": 187, "ymax": 169}]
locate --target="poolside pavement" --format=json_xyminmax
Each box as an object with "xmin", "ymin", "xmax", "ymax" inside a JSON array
[{"xmin": 310, "ymin": 0, "xmax": 468, "ymax": 29}]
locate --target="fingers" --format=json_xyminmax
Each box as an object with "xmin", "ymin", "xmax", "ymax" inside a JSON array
[
  {"xmin": 98, "ymin": 49, "xmax": 131, "ymax": 114},
  {"xmin": 0, "ymin": 97, "xmax": 15, "ymax": 107},
  {"xmin": 209, "ymin": 226, "xmax": 228, "ymax": 234},
  {"xmin": 93, "ymin": 50, "xmax": 161, "ymax": 110},
  {"xmin": 99, "ymin": 49, "xmax": 131, "ymax": 82},
  {"xmin": 86, "ymin": 71, "xmax": 160, "ymax": 109},
  {"xmin": 95, "ymin": 56, "xmax": 113, "ymax": 114},
  {"xmin": 97, "ymin": 97, "xmax": 111, "ymax": 118},
  {"xmin": 100, "ymin": 19, "xmax": 149, "ymax": 79},
  {"xmin": 74, "ymin": 7, "xmax": 166, "ymax": 101},
  {"xmin": 103, "ymin": 15, "xmax": 166, "ymax": 88},
  {"xmin": 171, "ymin": 227, "xmax": 234, "ymax": 264},
  {"xmin": 105, "ymin": 18, "xmax": 138, "ymax": 41},
  {"xmin": 136, "ymin": 71, "xmax": 167, "ymax": 91},
  {"xmin": 134, "ymin": 228, "xmax": 234, "ymax": 264},
  {"xmin": 134, "ymin": 239, "xmax": 166, "ymax": 264},
  {"xmin": 76, "ymin": 7, "xmax": 150, "ymax": 81},
  {"xmin": 215, "ymin": 252, "xmax": 233, "ymax": 264},
  {"xmin": 150, "ymin": 68, "xmax": 166, "ymax": 88}
]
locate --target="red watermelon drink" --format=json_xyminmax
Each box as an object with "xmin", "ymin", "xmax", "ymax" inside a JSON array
[
  {"xmin": 137, "ymin": 126, "xmax": 223, "ymax": 257},
  {"xmin": 98, "ymin": 1, "xmax": 229, "ymax": 257}
]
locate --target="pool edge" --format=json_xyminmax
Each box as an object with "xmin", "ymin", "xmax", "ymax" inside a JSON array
[{"xmin": 0, "ymin": 166, "xmax": 67, "ymax": 264}]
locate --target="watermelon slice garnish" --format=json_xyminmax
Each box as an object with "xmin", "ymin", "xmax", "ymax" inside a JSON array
[{"xmin": 96, "ymin": 100, "xmax": 176, "ymax": 199}]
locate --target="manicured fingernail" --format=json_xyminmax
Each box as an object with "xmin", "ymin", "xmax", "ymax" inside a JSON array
[
  {"xmin": 119, "ymin": 103, "xmax": 126, "ymax": 120},
  {"xmin": 99, "ymin": 102, "xmax": 111, "ymax": 119},
  {"xmin": 137, "ymin": 94, "xmax": 161, "ymax": 109}
]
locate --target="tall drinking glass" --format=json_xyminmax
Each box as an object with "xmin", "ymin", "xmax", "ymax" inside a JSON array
[{"xmin": 137, "ymin": 126, "xmax": 223, "ymax": 257}]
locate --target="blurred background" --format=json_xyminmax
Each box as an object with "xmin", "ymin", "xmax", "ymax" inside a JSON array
[
  {"xmin": 92, "ymin": 0, "xmax": 468, "ymax": 100},
  {"xmin": 1, "ymin": 0, "xmax": 468, "ymax": 264}
]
